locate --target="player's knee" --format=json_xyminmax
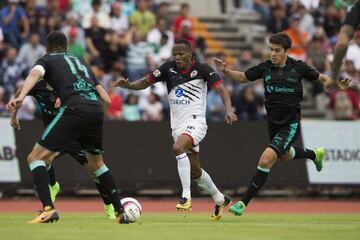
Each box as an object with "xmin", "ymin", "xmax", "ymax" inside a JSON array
[
  {"xmin": 172, "ymin": 144, "xmax": 186, "ymax": 155},
  {"xmin": 258, "ymin": 157, "xmax": 272, "ymax": 169}
]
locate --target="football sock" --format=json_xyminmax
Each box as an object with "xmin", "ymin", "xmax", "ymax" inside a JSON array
[
  {"xmin": 94, "ymin": 165, "xmax": 124, "ymax": 213},
  {"xmin": 46, "ymin": 164, "xmax": 57, "ymax": 186},
  {"xmin": 194, "ymin": 169, "xmax": 224, "ymax": 206},
  {"xmin": 291, "ymin": 146, "xmax": 316, "ymax": 160},
  {"xmin": 176, "ymin": 153, "xmax": 191, "ymax": 199},
  {"xmin": 29, "ymin": 160, "xmax": 54, "ymax": 209},
  {"xmin": 241, "ymin": 166, "xmax": 269, "ymax": 206},
  {"xmin": 95, "ymin": 182, "xmax": 112, "ymax": 205}
]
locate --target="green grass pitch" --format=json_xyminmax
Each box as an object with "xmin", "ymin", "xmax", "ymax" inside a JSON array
[{"xmin": 1, "ymin": 213, "xmax": 359, "ymax": 240}]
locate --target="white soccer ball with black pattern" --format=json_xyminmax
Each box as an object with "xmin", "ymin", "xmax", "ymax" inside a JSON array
[{"xmin": 120, "ymin": 197, "xmax": 142, "ymax": 222}]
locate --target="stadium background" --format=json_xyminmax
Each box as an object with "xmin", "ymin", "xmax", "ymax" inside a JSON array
[{"xmin": 0, "ymin": 0, "xmax": 359, "ymax": 201}]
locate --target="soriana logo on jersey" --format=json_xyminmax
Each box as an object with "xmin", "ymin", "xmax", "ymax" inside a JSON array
[
  {"xmin": 190, "ymin": 70, "xmax": 197, "ymax": 78},
  {"xmin": 153, "ymin": 69, "xmax": 161, "ymax": 77}
]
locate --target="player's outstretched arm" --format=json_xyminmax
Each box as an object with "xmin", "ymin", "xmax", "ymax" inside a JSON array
[
  {"xmin": 331, "ymin": 25, "xmax": 355, "ymax": 80},
  {"xmin": 6, "ymin": 69, "xmax": 42, "ymax": 112},
  {"xmin": 115, "ymin": 77, "xmax": 152, "ymax": 90},
  {"xmin": 213, "ymin": 58, "xmax": 249, "ymax": 83},
  {"xmin": 213, "ymin": 83, "xmax": 238, "ymax": 125},
  {"xmin": 318, "ymin": 73, "xmax": 351, "ymax": 91}
]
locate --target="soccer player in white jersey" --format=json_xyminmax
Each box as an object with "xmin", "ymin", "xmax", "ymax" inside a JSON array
[{"xmin": 116, "ymin": 38, "xmax": 237, "ymax": 220}]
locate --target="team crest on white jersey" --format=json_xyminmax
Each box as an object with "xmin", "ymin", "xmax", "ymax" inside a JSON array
[
  {"xmin": 153, "ymin": 69, "xmax": 161, "ymax": 77},
  {"xmin": 190, "ymin": 70, "xmax": 198, "ymax": 78}
]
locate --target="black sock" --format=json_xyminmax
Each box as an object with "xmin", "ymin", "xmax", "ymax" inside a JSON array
[
  {"xmin": 47, "ymin": 165, "xmax": 57, "ymax": 186},
  {"xmin": 241, "ymin": 168, "xmax": 269, "ymax": 206},
  {"xmin": 97, "ymin": 170, "xmax": 124, "ymax": 214},
  {"xmin": 95, "ymin": 182, "xmax": 112, "ymax": 205},
  {"xmin": 32, "ymin": 165, "xmax": 54, "ymax": 209},
  {"xmin": 292, "ymin": 146, "xmax": 316, "ymax": 160}
]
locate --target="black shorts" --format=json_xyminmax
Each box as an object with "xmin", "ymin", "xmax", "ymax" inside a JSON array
[
  {"xmin": 58, "ymin": 141, "xmax": 88, "ymax": 165},
  {"xmin": 343, "ymin": 1, "xmax": 360, "ymax": 29},
  {"xmin": 268, "ymin": 122, "xmax": 300, "ymax": 157},
  {"xmin": 38, "ymin": 106, "xmax": 104, "ymax": 154}
]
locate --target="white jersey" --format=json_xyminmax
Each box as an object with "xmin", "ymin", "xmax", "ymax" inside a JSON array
[{"xmin": 147, "ymin": 60, "xmax": 223, "ymax": 129}]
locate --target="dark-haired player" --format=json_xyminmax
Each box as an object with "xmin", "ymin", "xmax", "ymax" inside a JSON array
[
  {"xmin": 11, "ymin": 79, "xmax": 117, "ymax": 220},
  {"xmin": 213, "ymin": 32, "xmax": 350, "ymax": 216},
  {"xmin": 116, "ymin": 38, "xmax": 237, "ymax": 221},
  {"xmin": 331, "ymin": 0, "xmax": 360, "ymax": 80},
  {"xmin": 6, "ymin": 31, "xmax": 129, "ymax": 224}
]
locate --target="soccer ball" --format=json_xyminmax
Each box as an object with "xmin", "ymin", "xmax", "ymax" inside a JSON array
[{"xmin": 120, "ymin": 197, "xmax": 142, "ymax": 222}]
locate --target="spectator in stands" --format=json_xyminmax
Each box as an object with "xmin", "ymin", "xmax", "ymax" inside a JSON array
[
  {"xmin": 345, "ymin": 30, "xmax": 360, "ymax": 73},
  {"xmin": 25, "ymin": 0, "xmax": 45, "ymax": 34},
  {"xmin": 157, "ymin": 2, "xmax": 172, "ymax": 28},
  {"xmin": 120, "ymin": 0, "xmax": 136, "ymax": 18},
  {"xmin": 130, "ymin": 0, "xmax": 156, "ymax": 38},
  {"xmin": 46, "ymin": 15, "xmax": 61, "ymax": 33},
  {"xmin": 110, "ymin": 2, "xmax": 129, "ymax": 35},
  {"xmin": 323, "ymin": 5, "xmax": 342, "ymax": 38},
  {"xmin": 175, "ymin": 20, "xmax": 196, "ymax": 48},
  {"xmin": 142, "ymin": 92, "xmax": 163, "ymax": 121},
  {"xmin": 106, "ymin": 79, "xmax": 123, "ymax": 120},
  {"xmin": 285, "ymin": 13, "xmax": 308, "ymax": 61},
  {"xmin": 62, "ymin": 12, "xmax": 86, "ymax": 47},
  {"xmin": 235, "ymin": 85, "xmax": 265, "ymax": 121},
  {"xmin": 103, "ymin": 31, "xmax": 127, "ymax": 72},
  {"xmin": 342, "ymin": 60, "xmax": 360, "ymax": 87},
  {"xmin": 67, "ymin": 28, "xmax": 86, "ymax": 59},
  {"xmin": 152, "ymin": 34, "xmax": 172, "ymax": 66},
  {"xmin": 253, "ymin": 0, "xmax": 271, "ymax": 25},
  {"xmin": 306, "ymin": 36, "xmax": 330, "ymax": 96},
  {"xmin": 17, "ymin": 33, "xmax": 46, "ymax": 67},
  {"xmin": 102, "ymin": 62, "xmax": 127, "ymax": 96},
  {"xmin": 147, "ymin": 17, "xmax": 174, "ymax": 49},
  {"xmin": 125, "ymin": 30, "xmax": 155, "ymax": 81},
  {"xmin": 0, "ymin": 47, "xmax": 28, "ymax": 101},
  {"xmin": 306, "ymin": 36, "xmax": 330, "ymax": 75},
  {"xmin": 0, "ymin": 86, "xmax": 6, "ymax": 116},
  {"xmin": 328, "ymin": 87, "xmax": 359, "ymax": 120},
  {"xmin": 207, "ymin": 89, "xmax": 226, "ymax": 122},
  {"xmin": 219, "ymin": 0, "xmax": 241, "ymax": 14},
  {"xmin": 123, "ymin": 93, "xmax": 141, "ymax": 121},
  {"xmin": 82, "ymin": 0, "xmax": 111, "ymax": 29},
  {"xmin": 0, "ymin": 0, "xmax": 29, "ymax": 48},
  {"xmin": 85, "ymin": 15, "xmax": 108, "ymax": 66},
  {"xmin": 298, "ymin": 3, "xmax": 316, "ymax": 39},
  {"xmin": 173, "ymin": 3, "xmax": 193, "ymax": 35},
  {"xmin": 267, "ymin": 5, "xmax": 288, "ymax": 34}
]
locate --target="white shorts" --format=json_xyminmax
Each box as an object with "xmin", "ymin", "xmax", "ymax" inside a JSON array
[{"xmin": 171, "ymin": 119, "xmax": 208, "ymax": 153}]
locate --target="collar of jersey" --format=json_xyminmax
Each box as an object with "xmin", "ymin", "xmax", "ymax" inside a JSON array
[{"xmin": 178, "ymin": 59, "xmax": 196, "ymax": 75}]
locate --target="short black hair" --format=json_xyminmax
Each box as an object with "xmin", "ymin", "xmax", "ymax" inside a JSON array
[
  {"xmin": 174, "ymin": 38, "xmax": 192, "ymax": 49},
  {"xmin": 46, "ymin": 31, "xmax": 67, "ymax": 52},
  {"xmin": 269, "ymin": 32, "xmax": 292, "ymax": 50},
  {"xmin": 92, "ymin": 0, "xmax": 101, "ymax": 7},
  {"xmin": 180, "ymin": 3, "xmax": 189, "ymax": 9}
]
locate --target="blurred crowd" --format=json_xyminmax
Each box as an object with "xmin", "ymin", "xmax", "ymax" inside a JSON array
[{"xmin": 0, "ymin": 0, "xmax": 359, "ymax": 122}]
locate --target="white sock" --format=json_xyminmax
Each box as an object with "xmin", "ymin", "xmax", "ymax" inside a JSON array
[
  {"xmin": 176, "ymin": 153, "xmax": 191, "ymax": 199},
  {"xmin": 195, "ymin": 169, "xmax": 224, "ymax": 206},
  {"xmin": 289, "ymin": 147, "xmax": 296, "ymax": 159}
]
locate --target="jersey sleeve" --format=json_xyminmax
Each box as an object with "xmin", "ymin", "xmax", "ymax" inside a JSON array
[
  {"xmin": 296, "ymin": 60, "xmax": 320, "ymax": 81},
  {"xmin": 146, "ymin": 62, "xmax": 169, "ymax": 83},
  {"xmin": 33, "ymin": 56, "xmax": 47, "ymax": 77},
  {"xmin": 343, "ymin": 1, "xmax": 360, "ymax": 29},
  {"xmin": 244, "ymin": 63, "xmax": 265, "ymax": 81},
  {"xmin": 202, "ymin": 64, "xmax": 223, "ymax": 88}
]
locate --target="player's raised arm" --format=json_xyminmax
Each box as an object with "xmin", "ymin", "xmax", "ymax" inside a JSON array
[
  {"xmin": 115, "ymin": 77, "xmax": 153, "ymax": 90},
  {"xmin": 213, "ymin": 58, "xmax": 250, "ymax": 83},
  {"xmin": 213, "ymin": 84, "xmax": 238, "ymax": 125},
  {"xmin": 6, "ymin": 68, "xmax": 42, "ymax": 112}
]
